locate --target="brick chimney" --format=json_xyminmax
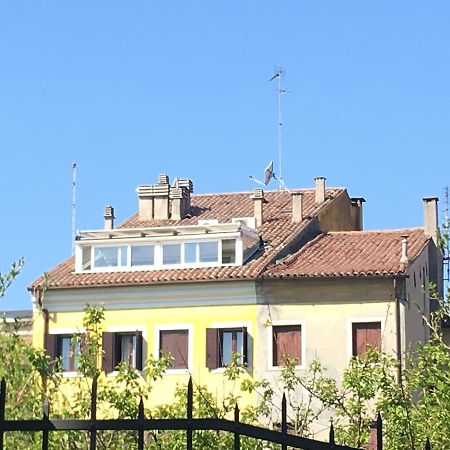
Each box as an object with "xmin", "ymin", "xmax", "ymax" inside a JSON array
[
  {"xmin": 314, "ymin": 177, "xmax": 326, "ymax": 203},
  {"xmin": 137, "ymin": 174, "xmax": 193, "ymax": 221},
  {"xmin": 153, "ymin": 174, "xmax": 170, "ymax": 220},
  {"xmin": 400, "ymin": 235, "xmax": 409, "ymax": 269},
  {"xmin": 251, "ymin": 189, "xmax": 264, "ymax": 227},
  {"xmin": 291, "ymin": 191, "xmax": 303, "ymax": 223},
  {"xmin": 350, "ymin": 197, "xmax": 365, "ymax": 231},
  {"xmin": 423, "ymin": 197, "xmax": 439, "ymax": 245},
  {"xmin": 104, "ymin": 206, "xmax": 115, "ymax": 230},
  {"xmin": 170, "ymin": 178, "xmax": 193, "ymax": 220}
]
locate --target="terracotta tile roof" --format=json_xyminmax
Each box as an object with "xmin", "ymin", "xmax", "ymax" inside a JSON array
[
  {"xmin": 263, "ymin": 228, "xmax": 429, "ymax": 279},
  {"xmin": 29, "ymin": 189, "xmax": 345, "ymax": 290}
]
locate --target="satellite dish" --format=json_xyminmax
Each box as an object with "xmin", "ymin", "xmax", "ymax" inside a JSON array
[{"xmin": 264, "ymin": 161, "xmax": 274, "ymax": 185}]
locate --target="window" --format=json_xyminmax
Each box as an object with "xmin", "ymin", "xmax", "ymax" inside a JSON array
[
  {"xmin": 102, "ymin": 331, "xmax": 143, "ymax": 372},
  {"xmin": 93, "ymin": 246, "xmax": 127, "ymax": 268},
  {"xmin": 131, "ymin": 245, "xmax": 155, "ymax": 266},
  {"xmin": 272, "ymin": 325, "xmax": 302, "ymax": 367},
  {"xmin": 206, "ymin": 327, "xmax": 248, "ymax": 369},
  {"xmin": 78, "ymin": 238, "xmax": 240, "ymax": 272},
  {"xmin": 352, "ymin": 322, "xmax": 381, "ymax": 357},
  {"xmin": 162, "ymin": 243, "xmax": 181, "ymax": 265},
  {"xmin": 45, "ymin": 334, "xmax": 80, "ymax": 372},
  {"xmin": 159, "ymin": 329, "xmax": 189, "ymax": 369}
]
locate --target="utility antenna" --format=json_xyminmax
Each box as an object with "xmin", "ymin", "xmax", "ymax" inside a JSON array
[
  {"xmin": 444, "ymin": 186, "xmax": 449, "ymax": 289},
  {"xmin": 71, "ymin": 162, "xmax": 77, "ymax": 255},
  {"xmin": 269, "ymin": 69, "xmax": 288, "ymax": 190}
]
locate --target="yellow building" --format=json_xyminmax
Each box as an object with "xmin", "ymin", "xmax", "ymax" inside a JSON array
[{"xmin": 29, "ymin": 174, "xmax": 442, "ymax": 412}]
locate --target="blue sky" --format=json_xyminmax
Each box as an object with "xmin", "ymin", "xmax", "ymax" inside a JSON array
[{"xmin": 1, "ymin": 1, "xmax": 449, "ymax": 310}]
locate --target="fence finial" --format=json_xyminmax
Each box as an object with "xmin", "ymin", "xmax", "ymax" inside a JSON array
[
  {"xmin": 329, "ymin": 420, "xmax": 335, "ymax": 445},
  {"xmin": 425, "ymin": 437, "xmax": 431, "ymax": 450}
]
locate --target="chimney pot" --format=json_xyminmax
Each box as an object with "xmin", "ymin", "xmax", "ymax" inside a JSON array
[
  {"xmin": 104, "ymin": 205, "xmax": 115, "ymax": 230},
  {"xmin": 158, "ymin": 174, "xmax": 169, "ymax": 185},
  {"xmin": 314, "ymin": 177, "xmax": 326, "ymax": 203},
  {"xmin": 400, "ymin": 234, "xmax": 409, "ymax": 269},
  {"xmin": 250, "ymin": 189, "xmax": 265, "ymax": 227},
  {"xmin": 423, "ymin": 197, "xmax": 439, "ymax": 245},
  {"xmin": 291, "ymin": 191, "xmax": 304, "ymax": 223}
]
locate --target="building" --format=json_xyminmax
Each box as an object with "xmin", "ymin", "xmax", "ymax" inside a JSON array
[
  {"xmin": 0, "ymin": 310, "xmax": 33, "ymax": 344},
  {"xmin": 29, "ymin": 173, "xmax": 442, "ymax": 409}
]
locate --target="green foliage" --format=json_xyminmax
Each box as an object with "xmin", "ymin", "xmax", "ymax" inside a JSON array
[{"xmin": 0, "ymin": 258, "xmax": 24, "ymax": 298}]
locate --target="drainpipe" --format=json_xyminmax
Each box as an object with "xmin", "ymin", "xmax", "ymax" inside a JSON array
[{"xmin": 393, "ymin": 277, "xmax": 402, "ymax": 383}]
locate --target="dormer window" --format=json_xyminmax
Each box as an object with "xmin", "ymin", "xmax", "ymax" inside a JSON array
[{"xmin": 75, "ymin": 223, "xmax": 258, "ymax": 273}]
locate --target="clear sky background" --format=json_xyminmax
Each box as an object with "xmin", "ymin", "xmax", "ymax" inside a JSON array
[{"xmin": 1, "ymin": 1, "xmax": 449, "ymax": 311}]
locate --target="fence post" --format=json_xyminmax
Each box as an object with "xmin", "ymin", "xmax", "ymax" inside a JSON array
[
  {"xmin": 234, "ymin": 403, "xmax": 240, "ymax": 450},
  {"xmin": 42, "ymin": 397, "xmax": 50, "ymax": 450},
  {"xmin": 0, "ymin": 378, "xmax": 5, "ymax": 450},
  {"xmin": 89, "ymin": 375, "xmax": 98, "ymax": 450},
  {"xmin": 186, "ymin": 377, "xmax": 193, "ymax": 450},
  {"xmin": 368, "ymin": 413, "xmax": 382, "ymax": 450},
  {"xmin": 281, "ymin": 393, "xmax": 287, "ymax": 450},
  {"xmin": 329, "ymin": 421, "xmax": 335, "ymax": 448},
  {"xmin": 138, "ymin": 397, "xmax": 144, "ymax": 450},
  {"xmin": 425, "ymin": 438, "xmax": 431, "ymax": 450}
]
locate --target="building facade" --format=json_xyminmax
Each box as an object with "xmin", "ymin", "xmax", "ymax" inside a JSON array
[{"xmin": 29, "ymin": 174, "xmax": 442, "ymax": 410}]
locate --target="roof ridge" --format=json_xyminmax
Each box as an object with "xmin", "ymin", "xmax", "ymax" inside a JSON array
[{"xmin": 327, "ymin": 227, "xmax": 424, "ymax": 235}]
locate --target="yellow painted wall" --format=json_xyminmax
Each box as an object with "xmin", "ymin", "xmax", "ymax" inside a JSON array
[{"xmin": 34, "ymin": 302, "xmax": 258, "ymax": 408}]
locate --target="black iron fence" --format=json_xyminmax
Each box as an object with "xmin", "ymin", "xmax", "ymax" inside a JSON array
[{"xmin": 0, "ymin": 376, "xmax": 433, "ymax": 450}]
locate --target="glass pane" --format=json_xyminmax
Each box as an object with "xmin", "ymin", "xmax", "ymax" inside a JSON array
[
  {"xmin": 221, "ymin": 239, "xmax": 235, "ymax": 264},
  {"xmin": 94, "ymin": 247, "xmax": 119, "ymax": 267},
  {"xmin": 184, "ymin": 243, "xmax": 197, "ymax": 263},
  {"xmin": 59, "ymin": 337, "xmax": 71, "ymax": 371},
  {"xmin": 120, "ymin": 334, "xmax": 136, "ymax": 367},
  {"xmin": 72, "ymin": 341, "xmax": 80, "ymax": 370},
  {"xmin": 131, "ymin": 245, "xmax": 155, "ymax": 266},
  {"xmin": 221, "ymin": 331, "xmax": 232, "ymax": 366},
  {"xmin": 199, "ymin": 242, "xmax": 218, "ymax": 263},
  {"xmin": 162, "ymin": 244, "xmax": 181, "ymax": 265},
  {"xmin": 119, "ymin": 246, "xmax": 128, "ymax": 266},
  {"xmin": 82, "ymin": 246, "xmax": 91, "ymax": 270}
]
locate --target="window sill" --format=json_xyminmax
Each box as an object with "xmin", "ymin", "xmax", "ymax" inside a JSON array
[
  {"xmin": 268, "ymin": 365, "xmax": 305, "ymax": 371},
  {"xmin": 60, "ymin": 371, "xmax": 79, "ymax": 378},
  {"xmin": 164, "ymin": 368, "xmax": 191, "ymax": 375}
]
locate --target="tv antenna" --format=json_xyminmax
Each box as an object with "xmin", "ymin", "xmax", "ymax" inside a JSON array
[
  {"xmin": 72, "ymin": 162, "xmax": 77, "ymax": 255},
  {"xmin": 269, "ymin": 68, "xmax": 290, "ymax": 190},
  {"xmin": 444, "ymin": 186, "xmax": 449, "ymax": 289}
]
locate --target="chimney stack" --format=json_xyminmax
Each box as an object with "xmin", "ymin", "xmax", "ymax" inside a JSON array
[
  {"xmin": 137, "ymin": 174, "xmax": 193, "ymax": 221},
  {"xmin": 153, "ymin": 174, "xmax": 170, "ymax": 220},
  {"xmin": 291, "ymin": 191, "xmax": 304, "ymax": 223},
  {"xmin": 350, "ymin": 197, "xmax": 365, "ymax": 231},
  {"xmin": 400, "ymin": 235, "xmax": 409, "ymax": 269},
  {"xmin": 251, "ymin": 189, "xmax": 265, "ymax": 227},
  {"xmin": 314, "ymin": 177, "xmax": 326, "ymax": 203},
  {"xmin": 104, "ymin": 206, "xmax": 115, "ymax": 230},
  {"xmin": 423, "ymin": 197, "xmax": 439, "ymax": 245}
]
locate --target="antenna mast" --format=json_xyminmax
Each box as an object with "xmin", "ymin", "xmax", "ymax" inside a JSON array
[
  {"xmin": 72, "ymin": 162, "xmax": 77, "ymax": 255},
  {"xmin": 270, "ymin": 69, "xmax": 287, "ymax": 190},
  {"xmin": 444, "ymin": 186, "xmax": 449, "ymax": 292}
]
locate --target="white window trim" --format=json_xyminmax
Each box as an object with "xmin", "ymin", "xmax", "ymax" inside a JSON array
[
  {"xmin": 267, "ymin": 320, "xmax": 306, "ymax": 371},
  {"xmin": 76, "ymin": 238, "xmax": 240, "ymax": 273},
  {"xmin": 347, "ymin": 317, "xmax": 384, "ymax": 360},
  {"xmin": 209, "ymin": 321, "xmax": 252, "ymax": 372},
  {"xmin": 106, "ymin": 325, "xmax": 147, "ymax": 375},
  {"xmin": 154, "ymin": 324, "xmax": 193, "ymax": 375}
]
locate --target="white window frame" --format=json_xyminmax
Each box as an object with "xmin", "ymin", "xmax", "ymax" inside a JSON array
[
  {"xmin": 209, "ymin": 321, "xmax": 252, "ymax": 373},
  {"xmin": 76, "ymin": 238, "xmax": 239, "ymax": 273},
  {"xmin": 267, "ymin": 320, "xmax": 306, "ymax": 371},
  {"xmin": 347, "ymin": 317, "xmax": 384, "ymax": 360},
  {"xmin": 154, "ymin": 324, "xmax": 193, "ymax": 375}
]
